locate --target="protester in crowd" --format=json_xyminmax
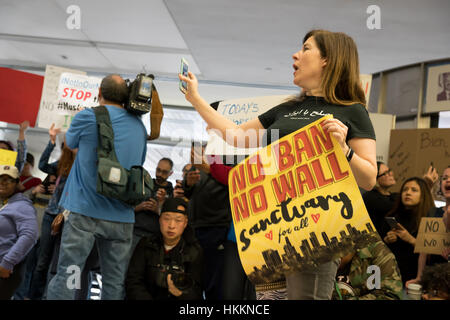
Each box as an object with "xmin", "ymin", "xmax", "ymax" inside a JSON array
[
  {"xmin": 203, "ymin": 155, "xmax": 257, "ymax": 300},
  {"xmin": 153, "ymin": 157, "xmax": 175, "ymax": 200},
  {"xmin": 183, "ymin": 145, "xmax": 231, "ymax": 300},
  {"xmin": 131, "ymin": 187, "xmax": 168, "ymax": 256},
  {"xmin": 126, "ymin": 198, "xmax": 203, "ymax": 300},
  {"xmin": 46, "ymin": 74, "xmax": 148, "ymax": 300},
  {"xmin": 0, "ymin": 120, "xmax": 29, "ymax": 172},
  {"xmin": 172, "ymin": 163, "xmax": 191, "ymax": 201},
  {"xmin": 420, "ymin": 263, "xmax": 450, "ymax": 300},
  {"xmin": 363, "ymin": 162, "xmax": 398, "ymax": 232},
  {"xmin": 28, "ymin": 124, "xmax": 76, "ymax": 300},
  {"xmin": 332, "ymin": 240, "xmax": 403, "ymax": 300},
  {"xmin": 12, "ymin": 173, "xmax": 56, "ymax": 300},
  {"xmin": 131, "ymin": 157, "xmax": 175, "ymax": 249},
  {"xmin": 180, "ymin": 29, "xmax": 377, "ymax": 300},
  {"xmin": 406, "ymin": 166, "xmax": 450, "ymax": 287},
  {"xmin": 18, "ymin": 153, "xmax": 42, "ymax": 193},
  {"xmin": 380, "ymin": 177, "xmax": 435, "ymax": 284},
  {"xmin": 0, "ymin": 165, "xmax": 38, "ymax": 300}
]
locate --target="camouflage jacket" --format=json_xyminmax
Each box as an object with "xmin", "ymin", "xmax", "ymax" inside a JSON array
[{"xmin": 335, "ymin": 241, "xmax": 403, "ymax": 300}]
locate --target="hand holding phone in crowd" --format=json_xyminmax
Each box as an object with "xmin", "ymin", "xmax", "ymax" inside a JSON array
[
  {"xmin": 179, "ymin": 58, "xmax": 189, "ymax": 94},
  {"xmin": 173, "ymin": 180, "xmax": 185, "ymax": 198}
]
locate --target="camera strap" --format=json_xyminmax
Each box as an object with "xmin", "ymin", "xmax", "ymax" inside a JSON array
[
  {"xmin": 148, "ymin": 84, "xmax": 163, "ymax": 141},
  {"xmin": 94, "ymin": 106, "xmax": 120, "ymax": 163}
]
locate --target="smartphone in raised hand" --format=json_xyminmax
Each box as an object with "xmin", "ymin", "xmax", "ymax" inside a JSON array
[
  {"xmin": 179, "ymin": 58, "xmax": 189, "ymax": 93},
  {"xmin": 385, "ymin": 217, "xmax": 399, "ymax": 229}
]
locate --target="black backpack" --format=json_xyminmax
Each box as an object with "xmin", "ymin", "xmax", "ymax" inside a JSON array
[{"xmin": 93, "ymin": 106, "xmax": 154, "ymax": 206}]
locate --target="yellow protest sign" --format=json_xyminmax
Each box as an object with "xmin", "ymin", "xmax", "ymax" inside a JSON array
[
  {"xmin": 0, "ymin": 149, "xmax": 17, "ymax": 166},
  {"xmin": 228, "ymin": 115, "xmax": 378, "ymax": 285},
  {"xmin": 415, "ymin": 217, "xmax": 450, "ymax": 255}
]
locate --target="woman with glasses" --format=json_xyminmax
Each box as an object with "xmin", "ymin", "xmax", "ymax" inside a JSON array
[
  {"xmin": 363, "ymin": 162, "xmax": 398, "ymax": 231},
  {"xmin": 0, "ymin": 165, "xmax": 38, "ymax": 299}
]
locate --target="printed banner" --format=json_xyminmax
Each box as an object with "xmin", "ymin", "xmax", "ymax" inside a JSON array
[
  {"xmin": 415, "ymin": 217, "xmax": 450, "ymax": 255},
  {"xmin": 228, "ymin": 115, "xmax": 378, "ymax": 285},
  {"xmin": 0, "ymin": 149, "xmax": 17, "ymax": 166}
]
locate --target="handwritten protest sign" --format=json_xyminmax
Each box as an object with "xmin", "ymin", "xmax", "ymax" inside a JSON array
[
  {"xmin": 228, "ymin": 115, "xmax": 378, "ymax": 285},
  {"xmin": 415, "ymin": 217, "xmax": 450, "ymax": 255},
  {"xmin": 54, "ymin": 73, "xmax": 101, "ymax": 130},
  {"xmin": 37, "ymin": 65, "xmax": 86, "ymax": 131},
  {"xmin": 0, "ymin": 149, "xmax": 17, "ymax": 166},
  {"xmin": 388, "ymin": 128, "xmax": 450, "ymax": 192},
  {"xmin": 205, "ymin": 95, "xmax": 294, "ymax": 157}
]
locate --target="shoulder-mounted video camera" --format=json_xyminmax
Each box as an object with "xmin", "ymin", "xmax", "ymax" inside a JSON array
[{"xmin": 124, "ymin": 73, "xmax": 155, "ymax": 115}]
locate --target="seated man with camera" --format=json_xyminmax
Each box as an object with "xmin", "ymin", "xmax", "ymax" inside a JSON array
[{"xmin": 126, "ymin": 197, "xmax": 203, "ymax": 300}]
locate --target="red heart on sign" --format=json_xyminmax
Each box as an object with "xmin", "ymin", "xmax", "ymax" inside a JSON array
[
  {"xmin": 312, "ymin": 214, "xmax": 320, "ymax": 223},
  {"xmin": 265, "ymin": 230, "xmax": 273, "ymax": 240}
]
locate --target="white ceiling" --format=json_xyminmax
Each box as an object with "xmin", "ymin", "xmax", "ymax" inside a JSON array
[{"xmin": 1, "ymin": 0, "xmax": 449, "ymax": 106}]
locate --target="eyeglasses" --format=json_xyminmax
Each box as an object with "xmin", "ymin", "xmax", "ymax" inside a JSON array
[
  {"xmin": 377, "ymin": 169, "xmax": 392, "ymax": 179},
  {"xmin": 0, "ymin": 177, "xmax": 16, "ymax": 185},
  {"xmin": 156, "ymin": 168, "xmax": 171, "ymax": 175}
]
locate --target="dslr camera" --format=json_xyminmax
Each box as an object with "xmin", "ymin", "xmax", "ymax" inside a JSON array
[
  {"xmin": 124, "ymin": 73, "xmax": 155, "ymax": 115},
  {"xmin": 154, "ymin": 263, "xmax": 194, "ymax": 291}
]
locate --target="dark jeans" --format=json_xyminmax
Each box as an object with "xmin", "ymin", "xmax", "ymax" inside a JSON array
[
  {"xmin": 222, "ymin": 240, "xmax": 256, "ymax": 300},
  {"xmin": 12, "ymin": 240, "xmax": 40, "ymax": 299},
  {"xmin": 194, "ymin": 226, "xmax": 228, "ymax": 300},
  {"xmin": 28, "ymin": 213, "xmax": 56, "ymax": 300},
  {"xmin": 0, "ymin": 261, "xmax": 25, "ymax": 300}
]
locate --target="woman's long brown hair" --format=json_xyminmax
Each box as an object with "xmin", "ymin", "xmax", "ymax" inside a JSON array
[
  {"xmin": 295, "ymin": 29, "xmax": 366, "ymax": 107},
  {"xmin": 57, "ymin": 146, "xmax": 75, "ymax": 177},
  {"xmin": 386, "ymin": 177, "xmax": 435, "ymax": 233}
]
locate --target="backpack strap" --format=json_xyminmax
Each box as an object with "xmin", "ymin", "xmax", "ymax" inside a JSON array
[{"xmin": 93, "ymin": 106, "xmax": 119, "ymax": 163}]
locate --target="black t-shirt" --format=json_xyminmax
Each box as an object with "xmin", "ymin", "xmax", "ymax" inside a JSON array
[{"xmin": 258, "ymin": 96, "xmax": 376, "ymax": 145}]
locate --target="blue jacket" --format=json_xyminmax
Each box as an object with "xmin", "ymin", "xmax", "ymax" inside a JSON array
[
  {"xmin": 0, "ymin": 193, "xmax": 38, "ymax": 271},
  {"xmin": 38, "ymin": 140, "xmax": 58, "ymax": 175}
]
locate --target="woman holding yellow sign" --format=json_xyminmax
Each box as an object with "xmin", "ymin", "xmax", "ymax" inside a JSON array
[{"xmin": 180, "ymin": 29, "xmax": 377, "ymax": 300}]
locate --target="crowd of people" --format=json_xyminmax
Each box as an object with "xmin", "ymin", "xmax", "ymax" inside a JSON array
[{"xmin": 0, "ymin": 29, "xmax": 449, "ymax": 301}]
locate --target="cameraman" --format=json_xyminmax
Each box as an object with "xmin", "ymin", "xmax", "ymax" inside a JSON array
[
  {"xmin": 126, "ymin": 198, "xmax": 203, "ymax": 300},
  {"xmin": 46, "ymin": 74, "xmax": 148, "ymax": 300}
]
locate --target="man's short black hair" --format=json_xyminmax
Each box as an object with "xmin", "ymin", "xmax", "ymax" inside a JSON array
[
  {"xmin": 159, "ymin": 157, "xmax": 174, "ymax": 169},
  {"xmin": 420, "ymin": 263, "xmax": 450, "ymax": 297},
  {"xmin": 100, "ymin": 74, "xmax": 129, "ymax": 105}
]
